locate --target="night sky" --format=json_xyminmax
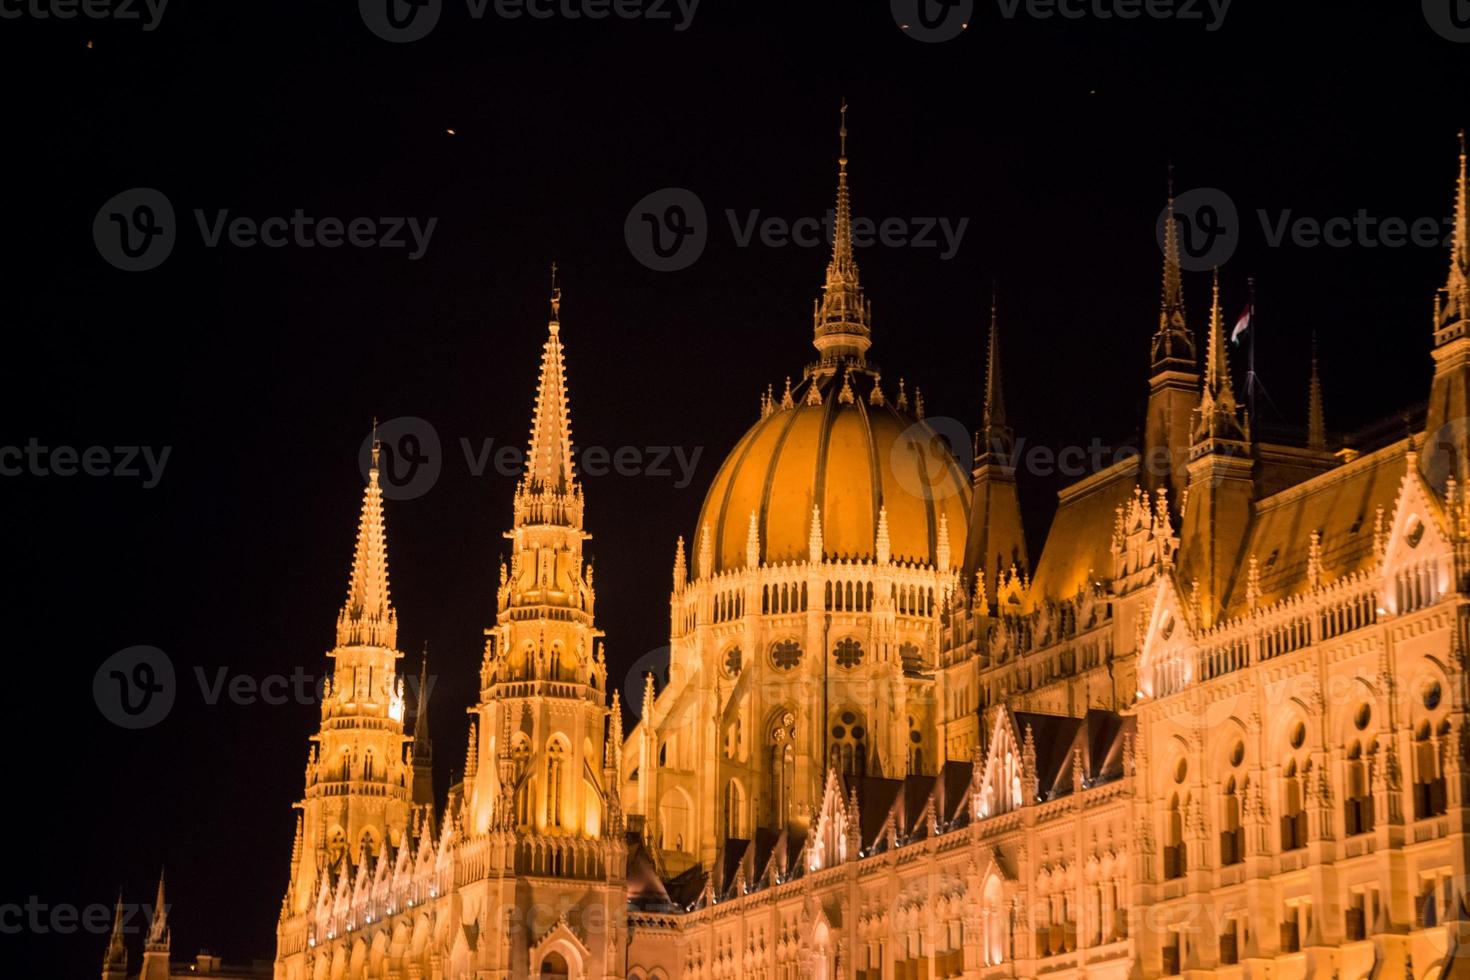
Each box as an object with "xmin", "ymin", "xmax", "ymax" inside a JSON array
[{"xmin": 3, "ymin": 1, "xmax": 1467, "ymax": 973}]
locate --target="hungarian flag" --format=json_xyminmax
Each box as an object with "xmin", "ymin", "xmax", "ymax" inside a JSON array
[{"xmin": 1230, "ymin": 304, "xmax": 1252, "ymax": 346}]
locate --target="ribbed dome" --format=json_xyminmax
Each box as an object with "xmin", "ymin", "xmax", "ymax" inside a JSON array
[{"xmin": 694, "ymin": 372, "xmax": 971, "ymax": 575}]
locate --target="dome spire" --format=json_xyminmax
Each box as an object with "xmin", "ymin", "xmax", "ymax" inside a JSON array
[
  {"xmin": 1436, "ymin": 130, "xmax": 1470, "ymax": 345},
  {"xmin": 812, "ymin": 100, "xmax": 872, "ymax": 367}
]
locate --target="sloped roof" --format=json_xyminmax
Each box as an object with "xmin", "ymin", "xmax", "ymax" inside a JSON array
[
  {"xmin": 1027, "ymin": 458, "xmax": 1139, "ymax": 608},
  {"xmin": 1220, "ymin": 440, "xmax": 1408, "ymax": 619}
]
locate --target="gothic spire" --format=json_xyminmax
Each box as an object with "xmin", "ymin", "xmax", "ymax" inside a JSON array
[
  {"xmin": 1307, "ymin": 335, "xmax": 1326, "ymax": 451},
  {"xmin": 1153, "ymin": 167, "xmax": 1197, "ymax": 370},
  {"xmin": 979, "ymin": 289, "xmax": 1013, "ymax": 456},
  {"xmin": 337, "ymin": 429, "xmax": 397, "ymax": 649},
  {"xmin": 515, "ymin": 272, "xmax": 583, "ymax": 528},
  {"xmin": 812, "ymin": 101, "xmax": 872, "ymax": 367},
  {"xmin": 1437, "ymin": 130, "xmax": 1470, "ymax": 344},
  {"xmin": 1193, "ymin": 268, "xmax": 1245, "ymax": 445},
  {"xmin": 412, "ymin": 649, "xmax": 432, "ymax": 758},
  {"xmin": 145, "ymin": 870, "xmax": 169, "ymax": 950},
  {"xmin": 102, "ymin": 894, "xmax": 128, "ymax": 979}
]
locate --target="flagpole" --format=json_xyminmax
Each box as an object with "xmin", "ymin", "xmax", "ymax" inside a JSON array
[{"xmin": 1246, "ymin": 275, "xmax": 1257, "ymax": 431}]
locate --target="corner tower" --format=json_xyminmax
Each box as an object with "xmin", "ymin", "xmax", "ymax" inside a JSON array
[
  {"xmin": 281, "ymin": 435, "xmax": 417, "ymax": 922},
  {"xmin": 458, "ymin": 277, "xmax": 627, "ymax": 978},
  {"xmin": 1144, "ymin": 175, "xmax": 1202, "ymax": 501}
]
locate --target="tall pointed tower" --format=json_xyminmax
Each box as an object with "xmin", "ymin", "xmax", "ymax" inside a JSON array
[
  {"xmin": 1144, "ymin": 175, "xmax": 1202, "ymax": 501},
  {"xmin": 282, "ymin": 436, "xmax": 416, "ymax": 920},
  {"xmin": 100, "ymin": 896, "xmax": 129, "ymax": 980},
  {"xmin": 1427, "ymin": 130, "xmax": 1470, "ymax": 487},
  {"xmin": 1179, "ymin": 269, "xmax": 1252, "ymax": 626},
  {"xmin": 138, "ymin": 872, "xmax": 170, "ymax": 980},
  {"xmin": 460, "ymin": 276, "xmax": 627, "ymax": 977},
  {"xmin": 963, "ymin": 292, "xmax": 1027, "ymax": 599}
]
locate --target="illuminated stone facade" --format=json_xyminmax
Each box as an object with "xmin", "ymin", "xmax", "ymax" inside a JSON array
[{"xmin": 102, "ymin": 130, "xmax": 1470, "ymax": 980}]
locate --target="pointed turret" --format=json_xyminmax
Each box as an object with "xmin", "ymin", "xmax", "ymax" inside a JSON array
[
  {"xmin": 1180, "ymin": 270, "xmax": 1253, "ymax": 626},
  {"xmin": 1427, "ymin": 132, "xmax": 1470, "ymax": 486},
  {"xmin": 139, "ymin": 872, "xmax": 170, "ymax": 980},
  {"xmin": 1438, "ymin": 129, "xmax": 1470, "ymax": 344},
  {"xmin": 964, "ymin": 291, "xmax": 1028, "ymax": 596},
  {"xmin": 101, "ymin": 894, "xmax": 128, "ymax": 980},
  {"xmin": 745, "ymin": 511, "xmax": 760, "ymax": 568},
  {"xmin": 811, "ymin": 101, "xmax": 872, "ymax": 368},
  {"xmin": 1193, "ymin": 269, "xmax": 1246, "ymax": 446},
  {"xmin": 514, "ymin": 269, "xmax": 583, "ymax": 529},
  {"xmin": 1307, "ymin": 335, "xmax": 1326, "ymax": 451},
  {"xmin": 1153, "ymin": 171, "xmax": 1197, "ymax": 370},
  {"xmin": 978, "ymin": 290, "xmax": 1012, "ymax": 457},
  {"xmin": 336, "ymin": 429, "xmax": 397, "ymax": 649},
  {"xmin": 672, "ymin": 536, "xmax": 687, "ymax": 593},
  {"xmin": 1144, "ymin": 170, "xmax": 1203, "ymax": 501},
  {"xmin": 411, "ymin": 649, "xmax": 434, "ymax": 808}
]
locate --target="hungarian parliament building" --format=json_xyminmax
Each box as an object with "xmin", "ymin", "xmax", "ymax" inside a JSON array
[{"xmin": 102, "ymin": 124, "xmax": 1470, "ymax": 980}]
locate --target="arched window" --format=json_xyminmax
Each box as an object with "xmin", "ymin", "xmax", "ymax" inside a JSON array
[
  {"xmin": 1414, "ymin": 721, "xmax": 1448, "ymax": 818},
  {"xmin": 828, "ymin": 710, "xmax": 867, "ymax": 777},
  {"xmin": 1281, "ymin": 760, "xmax": 1307, "ymax": 850},
  {"xmin": 724, "ymin": 779, "xmax": 746, "ymax": 839},
  {"xmin": 540, "ymin": 951, "xmax": 570, "ymax": 979},
  {"xmin": 770, "ymin": 712, "xmax": 796, "ymax": 826},
  {"xmin": 512, "ymin": 737, "xmax": 532, "ymax": 828},
  {"xmin": 1220, "ymin": 777, "xmax": 1243, "ymax": 865},
  {"xmin": 546, "ymin": 740, "xmax": 566, "ymax": 829},
  {"xmin": 1163, "ymin": 793, "xmax": 1186, "ymax": 879},
  {"xmin": 1344, "ymin": 741, "xmax": 1374, "ymax": 835}
]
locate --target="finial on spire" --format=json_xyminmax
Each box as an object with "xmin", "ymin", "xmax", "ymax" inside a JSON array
[
  {"xmin": 812, "ymin": 101, "xmax": 871, "ymax": 366},
  {"xmin": 549, "ymin": 261, "xmax": 561, "ymax": 326},
  {"xmin": 370, "ymin": 417, "xmax": 381, "ymax": 471},
  {"xmin": 839, "ymin": 98, "xmax": 848, "ymax": 166}
]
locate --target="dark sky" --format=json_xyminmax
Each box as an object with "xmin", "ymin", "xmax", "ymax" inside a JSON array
[{"xmin": 3, "ymin": 0, "xmax": 1467, "ymax": 973}]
